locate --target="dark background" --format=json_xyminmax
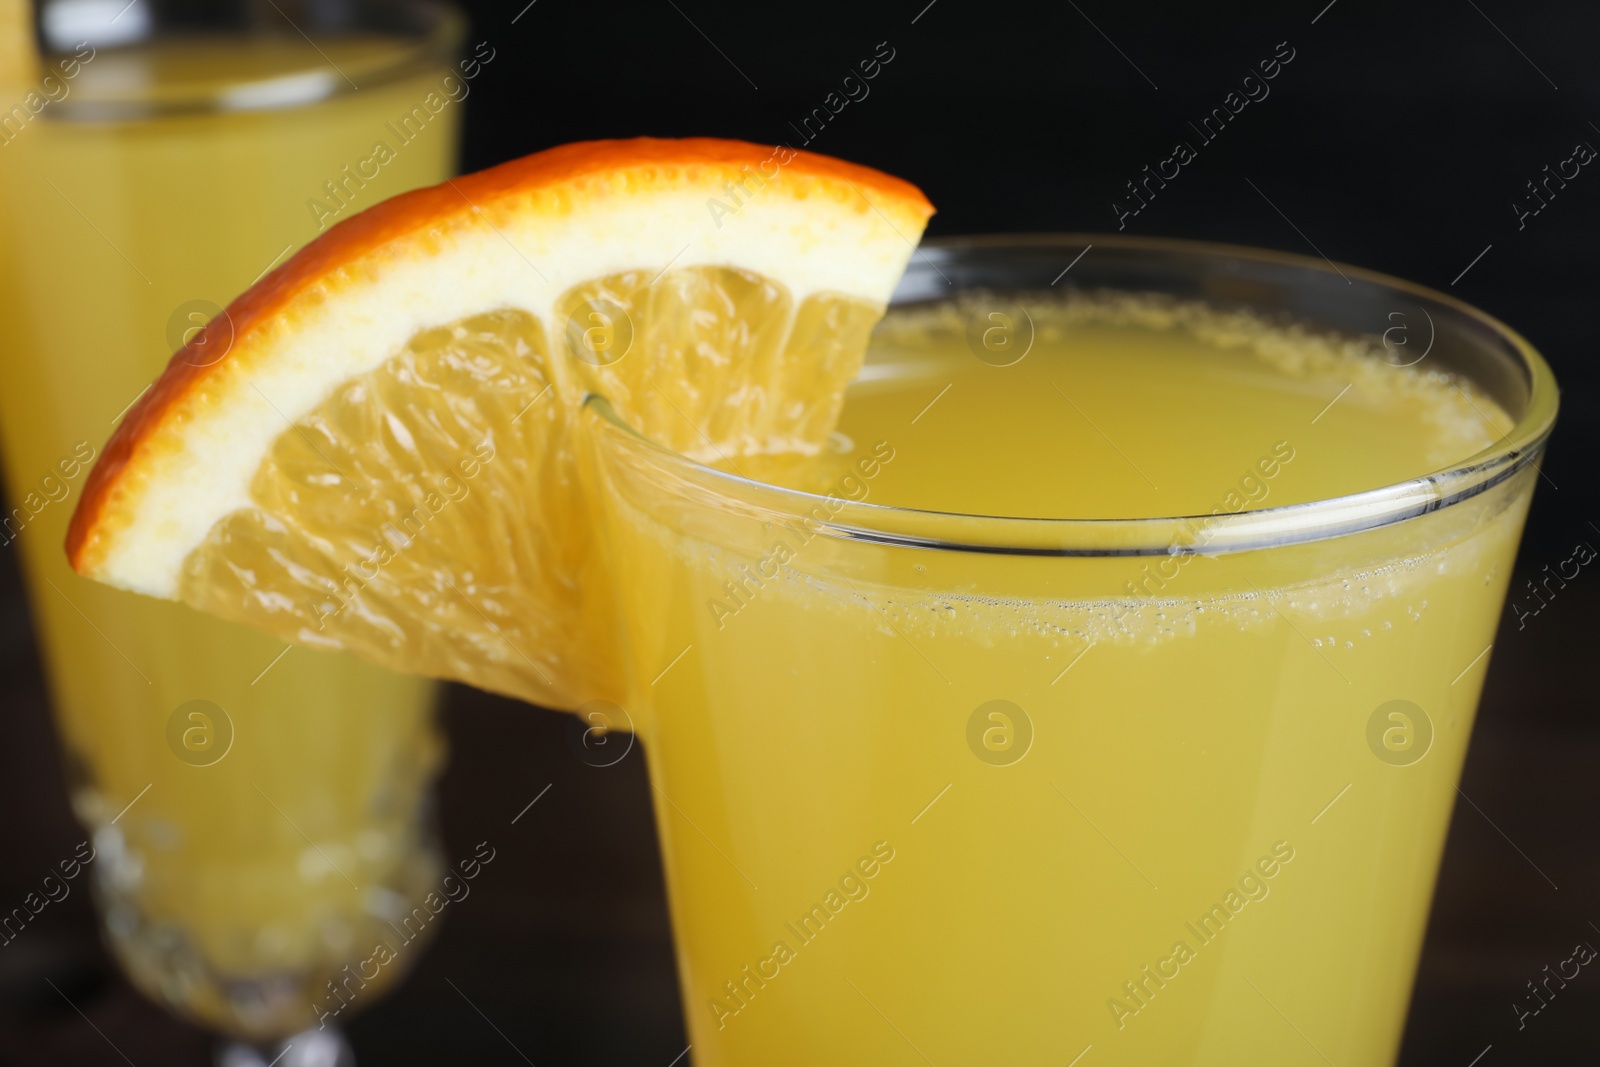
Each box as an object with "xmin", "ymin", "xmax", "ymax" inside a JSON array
[{"xmin": 3, "ymin": 0, "xmax": 1597, "ymax": 1063}]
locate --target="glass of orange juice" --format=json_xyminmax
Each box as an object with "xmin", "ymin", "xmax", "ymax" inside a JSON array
[
  {"xmin": 0, "ymin": 1, "xmax": 466, "ymax": 1058},
  {"xmin": 587, "ymin": 236, "xmax": 1556, "ymax": 1065}
]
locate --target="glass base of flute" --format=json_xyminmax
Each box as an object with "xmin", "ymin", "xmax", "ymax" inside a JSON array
[
  {"xmin": 78, "ymin": 706, "xmax": 446, "ymax": 1038},
  {"xmin": 0, "ymin": 0, "xmax": 463, "ymax": 1048},
  {"xmin": 218, "ymin": 1026, "xmax": 356, "ymax": 1067}
]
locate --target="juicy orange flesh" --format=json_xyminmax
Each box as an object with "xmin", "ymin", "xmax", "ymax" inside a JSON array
[
  {"xmin": 177, "ymin": 267, "xmax": 879, "ymax": 709},
  {"xmin": 560, "ymin": 267, "xmax": 881, "ymax": 457}
]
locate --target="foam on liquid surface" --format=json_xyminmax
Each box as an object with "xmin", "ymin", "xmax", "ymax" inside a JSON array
[
  {"xmin": 690, "ymin": 293, "xmax": 1526, "ymax": 646},
  {"xmin": 762, "ymin": 293, "xmax": 1511, "ymax": 519}
]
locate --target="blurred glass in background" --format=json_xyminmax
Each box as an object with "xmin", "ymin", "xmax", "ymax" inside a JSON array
[{"xmin": 0, "ymin": 0, "xmax": 464, "ymax": 1058}]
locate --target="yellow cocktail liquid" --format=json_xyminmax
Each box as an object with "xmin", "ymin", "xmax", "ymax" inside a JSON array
[
  {"xmin": 0, "ymin": 38, "xmax": 461, "ymax": 1036},
  {"xmin": 595, "ymin": 295, "xmax": 1531, "ymax": 1065}
]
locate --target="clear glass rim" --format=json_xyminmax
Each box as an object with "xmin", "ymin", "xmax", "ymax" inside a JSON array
[
  {"xmin": 40, "ymin": 0, "xmax": 463, "ymax": 121},
  {"xmin": 587, "ymin": 233, "xmax": 1559, "ymax": 558}
]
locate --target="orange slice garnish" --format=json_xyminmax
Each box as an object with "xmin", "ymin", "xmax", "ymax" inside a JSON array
[{"xmin": 68, "ymin": 137, "xmax": 933, "ymax": 708}]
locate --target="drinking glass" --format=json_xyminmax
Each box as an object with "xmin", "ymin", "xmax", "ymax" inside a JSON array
[
  {"xmin": 0, "ymin": 1, "xmax": 462, "ymax": 1059},
  {"xmin": 586, "ymin": 235, "xmax": 1557, "ymax": 1065}
]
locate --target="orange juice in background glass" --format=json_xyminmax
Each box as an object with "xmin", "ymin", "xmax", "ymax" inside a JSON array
[{"xmin": 0, "ymin": 0, "xmax": 470, "ymax": 1049}]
